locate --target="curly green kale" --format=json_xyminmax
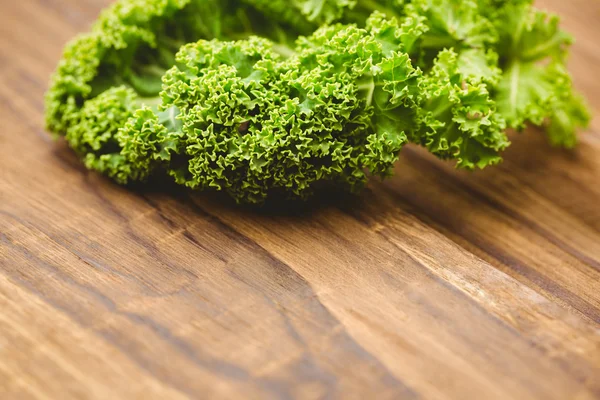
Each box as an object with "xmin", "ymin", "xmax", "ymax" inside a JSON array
[{"xmin": 45, "ymin": 0, "xmax": 589, "ymax": 204}]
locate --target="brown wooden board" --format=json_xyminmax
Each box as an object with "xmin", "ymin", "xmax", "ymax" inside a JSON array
[{"xmin": 1, "ymin": 0, "xmax": 599, "ymax": 398}]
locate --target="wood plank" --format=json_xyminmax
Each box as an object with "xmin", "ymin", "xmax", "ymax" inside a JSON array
[
  {"xmin": 1, "ymin": 0, "xmax": 600, "ymax": 399},
  {"xmin": 0, "ymin": 275, "xmax": 187, "ymax": 399}
]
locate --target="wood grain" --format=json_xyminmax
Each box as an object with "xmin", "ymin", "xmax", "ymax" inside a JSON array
[{"xmin": 1, "ymin": 0, "xmax": 600, "ymax": 398}]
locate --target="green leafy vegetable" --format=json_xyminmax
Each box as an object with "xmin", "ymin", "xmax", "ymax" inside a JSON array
[
  {"xmin": 45, "ymin": 0, "xmax": 589, "ymax": 203},
  {"xmin": 492, "ymin": 1, "xmax": 589, "ymax": 147}
]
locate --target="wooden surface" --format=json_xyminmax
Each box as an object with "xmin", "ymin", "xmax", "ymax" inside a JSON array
[{"xmin": 1, "ymin": 0, "xmax": 600, "ymax": 398}]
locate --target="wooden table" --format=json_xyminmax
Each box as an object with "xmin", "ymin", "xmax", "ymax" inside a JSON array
[{"xmin": 1, "ymin": 1, "xmax": 600, "ymax": 398}]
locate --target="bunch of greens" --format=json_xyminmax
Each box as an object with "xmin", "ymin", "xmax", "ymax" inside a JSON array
[{"xmin": 46, "ymin": 0, "xmax": 589, "ymax": 203}]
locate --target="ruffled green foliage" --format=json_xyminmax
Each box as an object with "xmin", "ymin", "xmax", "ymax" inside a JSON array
[
  {"xmin": 45, "ymin": 0, "xmax": 296, "ymax": 136},
  {"xmin": 415, "ymin": 50, "xmax": 509, "ymax": 169},
  {"xmin": 135, "ymin": 23, "xmax": 420, "ymax": 202},
  {"xmin": 45, "ymin": 0, "xmax": 589, "ymax": 203},
  {"xmin": 492, "ymin": 1, "xmax": 590, "ymax": 147}
]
